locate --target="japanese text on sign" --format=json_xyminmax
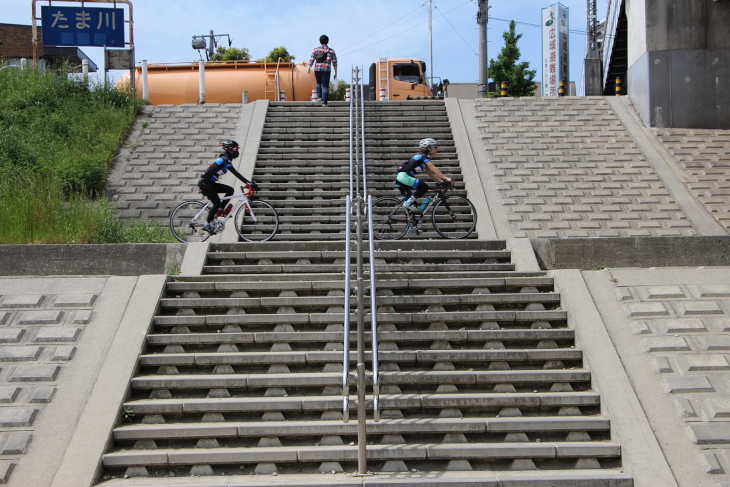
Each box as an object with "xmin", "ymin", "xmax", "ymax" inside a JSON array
[
  {"xmin": 541, "ymin": 3, "xmax": 569, "ymax": 97},
  {"xmin": 41, "ymin": 6, "xmax": 124, "ymax": 47}
]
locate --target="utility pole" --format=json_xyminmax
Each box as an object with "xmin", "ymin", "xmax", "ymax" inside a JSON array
[
  {"xmin": 587, "ymin": 0, "xmax": 598, "ymax": 57},
  {"xmin": 209, "ymin": 30, "xmax": 215, "ymax": 60},
  {"xmin": 477, "ymin": 0, "xmax": 489, "ymax": 98},
  {"xmin": 584, "ymin": 0, "xmax": 603, "ymax": 95},
  {"xmin": 428, "ymin": 0, "xmax": 433, "ymax": 89}
]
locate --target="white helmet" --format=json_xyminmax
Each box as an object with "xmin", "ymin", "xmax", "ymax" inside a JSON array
[{"xmin": 419, "ymin": 138, "xmax": 438, "ymax": 150}]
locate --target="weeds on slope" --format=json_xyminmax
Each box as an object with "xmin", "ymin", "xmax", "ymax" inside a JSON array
[
  {"xmin": 0, "ymin": 174, "xmax": 173, "ymax": 244},
  {"xmin": 0, "ymin": 63, "xmax": 173, "ymax": 243}
]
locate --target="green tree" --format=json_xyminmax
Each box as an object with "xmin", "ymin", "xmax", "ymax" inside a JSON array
[
  {"xmin": 266, "ymin": 46, "xmax": 295, "ymax": 63},
  {"xmin": 488, "ymin": 20, "xmax": 536, "ymax": 97},
  {"xmin": 328, "ymin": 80, "xmax": 348, "ymax": 101},
  {"xmin": 211, "ymin": 46, "xmax": 250, "ymax": 61}
]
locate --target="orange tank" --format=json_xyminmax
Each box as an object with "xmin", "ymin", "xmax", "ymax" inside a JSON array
[{"xmin": 119, "ymin": 60, "xmax": 316, "ymax": 105}]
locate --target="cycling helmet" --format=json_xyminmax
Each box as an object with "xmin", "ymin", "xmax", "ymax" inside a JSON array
[
  {"xmin": 220, "ymin": 140, "xmax": 240, "ymax": 159},
  {"xmin": 419, "ymin": 138, "xmax": 438, "ymax": 150}
]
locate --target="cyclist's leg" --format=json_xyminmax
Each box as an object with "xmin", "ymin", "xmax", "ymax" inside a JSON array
[
  {"xmin": 413, "ymin": 180, "xmax": 429, "ymax": 199},
  {"xmin": 396, "ymin": 172, "xmax": 417, "ymax": 202},
  {"xmin": 198, "ymin": 181, "xmax": 224, "ymax": 222}
]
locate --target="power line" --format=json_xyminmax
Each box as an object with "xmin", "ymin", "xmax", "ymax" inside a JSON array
[
  {"xmin": 339, "ymin": 3, "xmax": 426, "ymax": 54},
  {"xmin": 488, "ymin": 15, "xmax": 617, "ymax": 39},
  {"xmin": 434, "ymin": 2, "xmax": 477, "ymax": 54},
  {"xmin": 341, "ymin": 0, "xmax": 474, "ymax": 56}
]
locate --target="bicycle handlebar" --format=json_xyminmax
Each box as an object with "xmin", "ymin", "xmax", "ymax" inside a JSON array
[{"xmin": 241, "ymin": 181, "xmax": 259, "ymax": 196}]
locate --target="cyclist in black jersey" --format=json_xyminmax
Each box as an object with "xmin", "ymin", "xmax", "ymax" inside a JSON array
[
  {"xmin": 396, "ymin": 138, "xmax": 453, "ymax": 214},
  {"xmin": 198, "ymin": 140, "xmax": 256, "ymax": 234}
]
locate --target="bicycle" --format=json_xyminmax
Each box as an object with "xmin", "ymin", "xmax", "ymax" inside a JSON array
[
  {"xmin": 371, "ymin": 182, "xmax": 476, "ymax": 240},
  {"xmin": 169, "ymin": 183, "xmax": 279, "ymax": 243}
]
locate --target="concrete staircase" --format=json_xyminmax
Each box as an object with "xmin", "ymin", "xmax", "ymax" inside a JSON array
[
  {"xmin": 253, "ymin": 101, "xmax": 475, "ymax": 241},
  {"xmin": 99, "ymin": 240, "xmax": 631, "ymax": 486},
  {"xmin": 97, "ymin": 101, "xmax": 632, "ymax": 486}
]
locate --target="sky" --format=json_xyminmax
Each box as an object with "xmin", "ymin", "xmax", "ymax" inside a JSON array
[{"xmin": 1, "ymin": 0, "xmax": 606, "ymax": 87}]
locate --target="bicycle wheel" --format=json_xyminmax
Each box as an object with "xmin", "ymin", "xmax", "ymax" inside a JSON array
[
  {"xmin": 169, "ymin": 201, "xmax": 213, "ymax": 243},
  {"xmin": 431, "ymin": 195, "xmax": 477, "ymax": 239},
  {"xmin": 371, "ymin": 196, "xmax": 410, "ymax": 240},
  {"xmin": 235, "ymin": 200, "xmax": 279, "ymax": 242}
]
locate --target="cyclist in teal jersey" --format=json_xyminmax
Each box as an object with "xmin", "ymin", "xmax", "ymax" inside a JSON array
[{"xmin": 396, "ymin": 138, "xmax": 453, "ymax": 214}]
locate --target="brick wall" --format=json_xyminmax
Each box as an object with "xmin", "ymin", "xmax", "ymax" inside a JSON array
[{"xmin": 0, "ymin": 24, "xmax": 44, "ymax": 59}]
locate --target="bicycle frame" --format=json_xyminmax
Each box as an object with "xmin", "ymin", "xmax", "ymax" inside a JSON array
[
  {"xmin": 195, "ymin": 185, "xmax": 258, "ymax": 230},
  {"xmin": 400, "ymin": 186, "xmax": 449, "ymax": 217}
]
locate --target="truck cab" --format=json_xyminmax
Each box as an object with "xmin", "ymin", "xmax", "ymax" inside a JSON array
[{"xmin": 368, "ymin": 58, "xmax": 433, "ymax": 100}]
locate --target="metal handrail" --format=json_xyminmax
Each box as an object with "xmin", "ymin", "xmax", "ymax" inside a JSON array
[{"xmin": 342, "ymin": 66, "xmax": 380, "ymax": 475}]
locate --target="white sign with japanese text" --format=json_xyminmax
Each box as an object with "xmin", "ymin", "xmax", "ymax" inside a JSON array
[{"xmin": 542, "ymin": 3, "xmax": 569, "ymax": 96}]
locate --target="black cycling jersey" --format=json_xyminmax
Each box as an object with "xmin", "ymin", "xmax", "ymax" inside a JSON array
[
  {"xmin": 398, "ymin": 154, "xmax": 431, "ymax": 176},
  {"xmin": 201, "ymin": 154, "xmax": 249, "ymax": 184}
]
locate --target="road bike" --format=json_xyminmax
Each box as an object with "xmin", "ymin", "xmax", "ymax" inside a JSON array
[
  {"xmin": 371, "ymin": 183, "xmax": 476, "ymax": 240},
  {"xmin": 169, "ymin": 183, "xmax": 278, "ymax": 243}
]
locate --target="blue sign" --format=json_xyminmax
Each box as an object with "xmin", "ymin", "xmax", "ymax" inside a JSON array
[{"xmin": 41, "ymin": 6, "xmax": 124, "ymax": 47}]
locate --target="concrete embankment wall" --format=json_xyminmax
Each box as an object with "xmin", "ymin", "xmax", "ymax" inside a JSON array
[{"xmin": 0, "ymin": 244, "xmax": 185, "ymax": 276}]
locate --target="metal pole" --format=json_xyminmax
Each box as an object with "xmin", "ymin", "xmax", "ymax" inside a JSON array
[
  {"xmin": 367, "ymin": 195, "xmax": 380, "ymax": 422},
  {"xmin": 209, "ymin": 30, "xmax": 215, "ymax": 60},
  {"xmin": 478, "ymin": 0, "xmax": 489, "ymax": 98},
  {"xmin": 130, "ymin": 48, "xmax": 136, "ymax": 97},
  {"xmin": 356, "ymin": 194, "xmax": 367, "ymax": 475},
  {"xmin": 349, "ymin": 69, "xmax": 355, "ymax": 200},
  {"xmin": 199, "ymin": 60, "xmax": 206, "ymax": 104},
  {"xmin": 343, "ymin": 196, "xmax": 352, "ymax": 423},
  {"xmin": 354, "ymin": 68, "xmax": 361, "ymax": 198},
  {"xmin": 142, "ymin": 60, "xmax": 149, "ymax": 102},
  {"xmin": 428, "ymin": 0, "xmax": 433, "ymax": 88},
  {"xmin": 360, "ymin": 73, "xmax": 367, "ymax": 196}
]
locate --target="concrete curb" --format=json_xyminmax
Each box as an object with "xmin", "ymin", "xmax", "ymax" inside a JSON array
[
  {"xmin": 220, "ymin": 100, "xmax": 268, "ymax": 243},
  {"xmin": 553, "ymin": 269, "xmax": 678, "ymax": 487},
  {"xmin": 608, "ymin": 97, "xmax": 726, "ymax": 236},
  {"xmin": 49, "ymin": 275, "xmax": 168, "ymax": 487},
  {"xmin": 457, "ymin": 99, "xmax": 514, "ymax": 239},
  {"xmin": 178, "ymin": 242, "xmax": 209, "ymax": 276},
  {"xmin": 445, "ymin": 98, "xmax": 496, "ymax": 240},
  {"xmin": 507, "ymin": 237, "xmax": 541, "ymax": 273}
]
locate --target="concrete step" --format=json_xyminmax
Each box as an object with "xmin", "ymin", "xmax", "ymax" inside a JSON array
[
  {"xmin": 111, "ymin": 416, "xmax": 611, "ymax": 441},
  {"xmin": 146, "ymin": 329, "xmax": 575, "ymax": 347},
  {"xmin": 202, "ymin": 249, "xmax": 511, "ymax": 261},
  {"xmin": 201, "ymin": 263, "xmax": 515, "ymax": 274},
  {"xmin": 165, "ymin": 276, "xmax": 553, "ymax": 292},
  {"xmin": 98, "ymin": 471, "xmax": 633, "ymax": 486},
  {"xmin": 158, "ymin": 293, "xmax": 558, "ymax": 312},
  {"xmin": 122, "ymin": 392, "xmax": 601, "ymax": 415},
  {"xmin": 151, "ymin": 309, "xmax": 567, "ymax": 329},
  {"xmin": 102, "ymin": 442, "xmax": 622, "ymax": 469},
  {"xmin": 130, "ymin": 369, "xmax": 590, "ymax": 390}
]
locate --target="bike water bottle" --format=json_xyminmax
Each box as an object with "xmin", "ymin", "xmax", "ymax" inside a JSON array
[
  {"xmin": 224, "ymin": 204, "xmax": 233, "ymax": 216},
  {"xmin": 419, "ymin": 197, "xmax": 431, "ymax": 211}
]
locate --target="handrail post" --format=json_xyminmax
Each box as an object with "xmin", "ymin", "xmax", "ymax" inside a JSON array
[
  {"xmin": 349, "ymin": 69, "xmax": 354, "ymax": 200},
  {"xmin": 360, "ymin": 70, "xmax": 368, "ymax": 196},
  {"xmin": 355, "ymin": 195, "xmax": 367, "ymax": 475},
  {"xmin": 342, "ymin": 196, "xmax": 352, "ymax": 422},
  {"xmin": 367, "ymin": 195, "xmax": 380, "ymax": 421}
]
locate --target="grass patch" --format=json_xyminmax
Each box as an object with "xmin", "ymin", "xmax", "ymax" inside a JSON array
[
  {"xmin": 0, "ymin": 63, "xmax": 174, "ymax": 244},
  {"xmin": 0, "ymin": 174, "xmax": 174, "ymax": 244}
]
